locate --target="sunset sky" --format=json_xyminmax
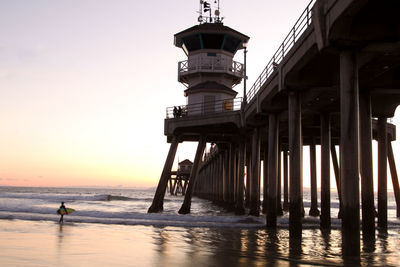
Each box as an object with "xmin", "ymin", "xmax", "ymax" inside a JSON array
[{"xmin": 0, "ymin": 0, "xmax": 398, "ymax": 189}]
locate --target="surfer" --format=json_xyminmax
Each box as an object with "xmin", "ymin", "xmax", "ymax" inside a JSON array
[{"xmin": 58, "ymin": 202, "xmax": 67, "ymax": 223}]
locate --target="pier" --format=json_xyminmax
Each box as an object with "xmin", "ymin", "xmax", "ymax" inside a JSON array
[{"xmin": 149, "ymin": 0, "xmax": 400, "ymax": 256}]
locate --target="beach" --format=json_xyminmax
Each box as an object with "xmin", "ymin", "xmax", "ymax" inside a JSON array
[{"xmin": 0, "ymin": 187, "xmax": 400, "ymax": 266}]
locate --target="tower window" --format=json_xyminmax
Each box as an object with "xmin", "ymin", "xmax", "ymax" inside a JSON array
[
  {"xmin": 202, "ymin": 34, "xmax": 224, "ymax": 49},
  {"xmin": 182, "ymin": 34, "xmax": 202, "ymax": 51},
  {"xmin": 223, "ymin": 35, "xmax": 241, "ymax": 53}
]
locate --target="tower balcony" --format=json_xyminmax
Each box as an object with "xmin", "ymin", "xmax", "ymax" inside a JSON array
[
  {"xmin": 164, "ymin": 97, "xmax": 243, "ymax": 142},
  {"xmin": 178, "ymin": 58, "xmax": 244, "ymax": 84},
  {"xmin": 166, "ymin": 97, "xmax": 242, "ymax": 119}
]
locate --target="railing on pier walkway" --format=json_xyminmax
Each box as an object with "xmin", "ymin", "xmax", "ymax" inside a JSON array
[
  {"xmin": 246, "ymin": 0, "xmax": 316, "ymax": 102},
  {"xmin": 166, "ymin": 97, "xmax": 242, "ymax": 119},
  {"xmin": 178, "ymin": 58, "xmax": 244, "ymax": 78}
]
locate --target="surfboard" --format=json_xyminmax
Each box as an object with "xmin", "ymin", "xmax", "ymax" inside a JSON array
[{"xmin": 57, "ymin": 208, "xmax": 75, "ymax": 215}]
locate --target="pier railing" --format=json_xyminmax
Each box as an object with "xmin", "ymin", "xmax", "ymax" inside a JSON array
[
  {"xmin": 166, "ymin": 97, "xmax": 242, "ymax": 119},
  {"xmin": 246, "ymin": 0, "xmax": 316, "ymax": 102},
  {"xmin": 178, "ymin": 58, "xmax": 244, "ymax": 78}
]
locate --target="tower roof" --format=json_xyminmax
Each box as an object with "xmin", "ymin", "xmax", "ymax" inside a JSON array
[
  {"xmin": 174, "ymin": 23, "xmax": 249, "ymax": 54},
  {"xmin": 179, "ymin": 159, "xmax": 193, "ymax": 165}
]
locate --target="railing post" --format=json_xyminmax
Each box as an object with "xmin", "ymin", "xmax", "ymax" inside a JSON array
[{"xmin": 293, "ymin": 27, "xmax": 296, "ymax": 43}]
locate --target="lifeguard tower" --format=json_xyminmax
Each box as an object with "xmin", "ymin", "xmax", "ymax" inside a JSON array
[
  {"xmin": 167, "ymin": 159, "xmax": 193, "ymax": 196},
  {"xmin": 149, "ymin": 0, "xmax": 249, "ymax": 214},
  {"xmin": 172, "ymin": 1, "xmax": 249, "ymax": 117}
]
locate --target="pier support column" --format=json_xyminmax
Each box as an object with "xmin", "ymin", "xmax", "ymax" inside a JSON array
[
  {"xmin": 262, "ymin": 148, "xmax": 268, "ymax": 213},
  {"xmin": 148, "ymin": 137, "xmax": 179, "ymax": 213},
  {"xmin": 309, "ymin": 138, "xmax": 320, "ymax": 217},
  {"xmin": 289, "ymin": 92, "xmax": 303, "ymax": 236},
  {"xmin": 388, "ymin": 142, "xmax": 400, "ymax": 217},
  {"xmin": 377, "ymin": 117, "xmax": 388, "ymax": 229},
  {"xmin": 179, "ymin": 135, "xmax": 206, "ymax": 214},
  {"xmin": 229, "ymin": 144, "xmax": 237, "ymax": 205},
  {"xmin": 340, "ymin": 50, "xmax": 360, "ymax": 256},
  {"xmin": 246, "ymin": 150, "xmax": 251, "ymax": 208},
  {"xmin": 283, "ymin": 150, "xmax": 289, "ymax": 211},
  {"xmin": 267, "ymin": 114, "xmax": 279, "ymax": 227},
  {"xmin": 320, "ymin": 113, "xmax": 331, "ymax": 228},
  {"xmin": 223, "ymin": 149, "xmax": 229, "ymax": 203},
  {"xmin": 236, "ymin": 139, "xmax": 246, "ymax": 215},
  {"xmin": 211, "ymin": 157, "xmax": 216, "ymax": 201},
  {"xmin": 277, "ymin": 148, "xmax": 283, "ymax": 216},
  {"xmin": 359, "ymin": 92, "xmax": 375, "ymax": 238},
  {"xmin": 249, "ymin": 128, "xmax": 261, "ymax": 216},
  {"xmin": 331, "ymin": 144, "xmax": 342, "ymax": 218}
]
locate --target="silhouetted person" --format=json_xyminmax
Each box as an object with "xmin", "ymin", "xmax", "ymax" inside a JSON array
[
  {"xmin": 58, "ymin": 202, "xmax": 66, "ymax": 223},
  {"xmin": 178, "ymin": 106, "xmax": 182, "ymax": 117}
]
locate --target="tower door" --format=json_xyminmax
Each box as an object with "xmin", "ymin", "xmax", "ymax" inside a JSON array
[{"xmin": 203, "ymin": 95, "xmax": 216, "ymax": 114}]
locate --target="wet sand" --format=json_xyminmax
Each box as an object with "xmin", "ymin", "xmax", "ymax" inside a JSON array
[{"xmin": 1, "ymin": 219, "xmax": 400, "ymax": 266}]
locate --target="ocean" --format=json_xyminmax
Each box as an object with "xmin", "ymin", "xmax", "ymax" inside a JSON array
[{"xmin": 0, "ymin": 186, "xmax": 399, "ymax": 266}]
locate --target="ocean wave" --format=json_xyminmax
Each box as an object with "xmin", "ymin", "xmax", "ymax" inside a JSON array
[
  {"xmin": 1, "ymin": 210, "xmax": 399, "ymax": 230},
  {"xmin": 0, "ymin": 210, "xmax": 266, "ymax": 228},
  {"xmin": 0, "ymin": 192, "xmax": 182, "ymax": 204},
  {"xmin": 0, "ymin": 192, "xmax": 154, "ymax": 203}
]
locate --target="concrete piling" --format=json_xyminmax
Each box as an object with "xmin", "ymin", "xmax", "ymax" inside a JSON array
[
  {"xmin": 283, "ymin": 150, "xmax": 289, "ymax": 211},
  {"xmin": 249, "ymin": 128, "xmax": 261, "ymax": 216},
  {"xmin": 309, "ymin": 139, "xmax": 320, "ymax": 217},
  {"xmin": 320, "ymin": 113, "xmax": 331, "ymax": 228},
  {"xmin": 340, "ymin": 50, "xmax": 360, "ymax": 256},
  {"xmin": 267, "ymin": 114, "xmax": 279, "ymax": 227},
  {"xmin": 179, "ymin": 135, "xmax": 206, "ymax": 214},
  {"xmin": 236, "ymin": 139, "xmax": 246, "ymax": 215},
  {"xmin": 377, "ymin": 117, "xmax": 388, "ymax": 229},
  {"xmin": 359, "ymin": 92, "xmax": 375, "ymax": 238},
  {"xmin": 388, "ymin": 142, "xmax": 400, "ymax": 218},
  {"xmin": 148, "ymin": 137, "xmax": 179, "ymax": 213},
  {"xmin": 289, "ymin": 92, "xmax": 303, "ymax": 236}
]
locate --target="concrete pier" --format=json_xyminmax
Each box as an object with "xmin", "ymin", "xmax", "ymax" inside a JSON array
[{"xmin": 151, "ymin": 0, "xmax": 400, "ymax": 257}]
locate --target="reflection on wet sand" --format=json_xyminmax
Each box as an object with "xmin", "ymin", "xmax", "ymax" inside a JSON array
[{"xmin": 151, "ymin": 226, "xmax": 400, "ymax": 266}]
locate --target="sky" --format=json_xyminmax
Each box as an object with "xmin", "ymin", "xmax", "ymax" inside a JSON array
[{"xmin": 0, "ymin": 0, "xmax": 398, "ymax": 189}]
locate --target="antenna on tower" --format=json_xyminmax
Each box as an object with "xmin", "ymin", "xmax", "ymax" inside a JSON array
[
  {"xmin": 215, "ymin": 0, "xmax": 221, "ymax": 23},
  {"xmin": 197, "ymin": 0, "xmax": 223, "ymax": 24}
]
